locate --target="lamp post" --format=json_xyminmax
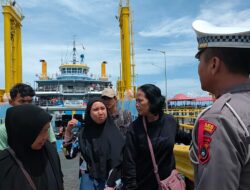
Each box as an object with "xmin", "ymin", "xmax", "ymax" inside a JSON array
[{"xmin": 147, "ymin": 48, "xmax": 168, "ymax": 111}]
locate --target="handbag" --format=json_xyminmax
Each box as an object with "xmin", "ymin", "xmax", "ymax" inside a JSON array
[{"xmin": 142, "ymin": 117, "xmax": 186, "ymax": 190}]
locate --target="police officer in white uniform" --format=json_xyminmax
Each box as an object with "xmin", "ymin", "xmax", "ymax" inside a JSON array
[{"xmin": 190, "ymin": 20, "xmax": 250, "ymax": 190}]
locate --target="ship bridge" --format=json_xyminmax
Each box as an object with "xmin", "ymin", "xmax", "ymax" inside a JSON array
[{"xmin": 58, "ymin": 63, "xmax": 90, "ymax": 80}]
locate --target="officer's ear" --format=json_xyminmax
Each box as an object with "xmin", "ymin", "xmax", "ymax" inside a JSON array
[{"xmin": 209, "ymin": 56, "xmax": 221, "ymax": 75}]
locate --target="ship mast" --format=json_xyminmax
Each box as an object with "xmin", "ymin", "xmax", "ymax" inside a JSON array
[
  {"xmin": 117, "ymin": 0, "xmax": 135, "ymax": 100},
  {"xmin": 72, "ymin": 38, "xmax": 77, "ymax": 64}
]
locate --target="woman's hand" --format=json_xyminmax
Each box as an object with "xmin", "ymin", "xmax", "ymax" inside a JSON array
[
  {"xmin": 65, "ymin": 119, "xmax": 78, "ymax": 133},
  {"xmin": 64, "ymin": 119, "xmax": 78, "ymax": 142}
]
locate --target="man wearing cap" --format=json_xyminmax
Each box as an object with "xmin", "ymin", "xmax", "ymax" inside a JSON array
[
  {"xmin": 189, "ymin": 20, "xmax": 250, "ymax": 190},
  {"xmin": 101, "ymin": 88, "xmax": 132, "ymax": 137}
]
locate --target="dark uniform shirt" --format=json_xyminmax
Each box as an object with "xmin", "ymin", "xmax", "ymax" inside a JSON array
[{"xmin": 190, "ymin": 81, "xmax": 250, "ymax": 190}]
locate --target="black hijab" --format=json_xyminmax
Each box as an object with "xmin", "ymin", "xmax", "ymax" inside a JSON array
[
  {"xmin": 84, "ymin": 97, "xmax": 106, "ymax": 140},
  {"xmin": 79, "ymin": 98, "xmax": 125, "ymax": 180},
  {"xmin": 5, "ymin": 104, "xmax": 52, "ymax": 177}
]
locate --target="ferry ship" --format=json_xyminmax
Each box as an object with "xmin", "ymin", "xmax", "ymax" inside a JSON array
[
  {"xmin": 33, "ymin": 40, "xmax": 113, "ymax": 136},
  {"xmin": 34, "ymin": 40, "xmax": 112, "ymax": 108}
]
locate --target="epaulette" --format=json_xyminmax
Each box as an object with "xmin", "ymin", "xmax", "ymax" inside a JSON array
[{"xmin": 209, "ymin": 93, "xmax": 231, "ymax": 114}]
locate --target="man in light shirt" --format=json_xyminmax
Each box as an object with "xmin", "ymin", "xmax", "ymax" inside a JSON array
[{"xmin": 0, "ymin": 83, "xmax": 56, "ymax": 150}]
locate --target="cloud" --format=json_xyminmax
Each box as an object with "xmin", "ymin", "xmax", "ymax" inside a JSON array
[
  {"xmin": 197, "ymin": 1, "xmax": 250, "ymax": 27},
  {"xmin": 139, "ymin": 17, "xmax": 193, "ymax": 37},
  {"xmin": 134, "ymin": 51, "xmax": 196, "ymax": 76},
  {"xmin": 15, "ymin": 0, "xmax": 40, "ymax": 8},
  {"xmin": 138, "ymin": 0, "xmax": 250, "ymax": 39},
  {"xmin": 155, "ymin": 78, "xmax": 207, "ymax": 98},
  {"xmin": 55, "ymin": 0, "xmax": 117, "ymax": 23}
]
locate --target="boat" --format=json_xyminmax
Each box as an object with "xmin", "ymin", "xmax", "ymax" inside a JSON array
[
  {"xmin": 34, "ymin": 40, "xmax": 112, "ymax": 108},
  {"xmin": 33, "ymin": 40, "xmax": 112, "ymax": 137}
]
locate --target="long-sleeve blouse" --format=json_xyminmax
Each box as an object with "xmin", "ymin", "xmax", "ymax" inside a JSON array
[{"xmin": 122, "ymin": 114, "xmax": 191, "ymax": 190}]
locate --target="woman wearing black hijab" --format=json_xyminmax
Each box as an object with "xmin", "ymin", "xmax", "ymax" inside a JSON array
[
  {"xmin": 63, "ymin": 97, "xmax": 125, "ymax": 190},
  {"xmin": 0, "ymin": 104, "xmax": 64, "ymax": 190}
]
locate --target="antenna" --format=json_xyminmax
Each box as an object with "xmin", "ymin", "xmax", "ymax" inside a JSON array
[
  {"xmin": 72, "ymin": 35, "xmax": 77, "ymax": 64},
  {"xmin": 82, "ymin": 44, "xmax": 85, "ymax": 50},
  {"xmin": 80, "ymin": 54, "xmax": 84, "ymax": 63}
]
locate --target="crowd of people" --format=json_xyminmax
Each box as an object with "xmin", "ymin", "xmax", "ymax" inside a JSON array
[{"xmin": 0, "ymin": 19, "xmax": 250, "ymax": 190}]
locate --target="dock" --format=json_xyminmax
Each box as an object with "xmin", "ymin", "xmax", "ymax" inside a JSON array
[{"xmin": 59, "ymin": 152, "xmax": 80, "ymax": 190}]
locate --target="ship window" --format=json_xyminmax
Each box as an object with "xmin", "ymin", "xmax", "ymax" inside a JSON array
[
  {"xmin": 78, "ymin": 68, "xmax": 82, "ymax": 74},
  {"xmin": 67, "ymin": 68, "xmax": 72, "ymax": 73},
  {"xmin": 72, "ymin": 68, "xmax": 77, "ymax": 74},
  {"xmin": 62, "ymin": 68, "xmax": 66, "ymax": 74}
]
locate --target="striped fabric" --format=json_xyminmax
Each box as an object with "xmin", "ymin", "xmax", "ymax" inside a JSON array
[
  {"xmin": 0, "ymin": 104, "xmax": 10, "ymax": 125},
  {"xmin": 197, "ymin": 35, "xmax": 250, "ymax": 48},
  {"xmin": 0, "ymin": 124, "xmax": 8, "ymax": 150}
]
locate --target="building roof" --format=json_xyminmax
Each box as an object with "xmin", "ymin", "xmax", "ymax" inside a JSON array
[{"xmin": 168, "ymin": 94, "xmax": 195, "ymax": 101}]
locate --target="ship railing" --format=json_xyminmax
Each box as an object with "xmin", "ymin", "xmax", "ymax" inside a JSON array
[
  {"xmin": 74, "ymin": 89, "xmax": 88, "ymax": 93},
  {"xmin": 63, "ymin": 90, "xmax": 87, "ymax": 93},
  {"xmin": 167, "ymin": 108, "xmax": 203, "ymax": 117},
  {"xmin": 63, "ymin": 89, "xmax": 74, "ymax": 93},
  {"xmin": 167, "ymin": 108, "xmax": 197, "ymax": 184},
  {"xmin": 36, "ymin": 87, "xmax": 59, "ymax": 92},
  {"xmin": 174, "ymin": 121, "xmax": 194, "ymax": 184},
  {"xmin": 41, "ymin": 106, "xmax": 86, "ymax": 111},
  {"xmin": 174, "ymin": 144, "xmax": 193, "ymax": 182},
  {"xmin": 35, "ymin": 100, "xmax": 63, "ymax": 107},
  {"xmin": 179, "ymin": 123, "xmax": 194, "ymax": 130},
  {"xmin": 36, "ymin": 89, "xmax": 59, "ymax": 92}
]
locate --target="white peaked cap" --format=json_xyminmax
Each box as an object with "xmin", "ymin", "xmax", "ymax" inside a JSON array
[{"xmin": 192, "ymin": 20, "xmax": 250, "ymax": 49}]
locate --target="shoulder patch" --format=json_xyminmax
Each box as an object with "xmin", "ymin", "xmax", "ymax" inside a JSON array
[
  {"xmin": 197, "ymin": 118, "xmax": 217, "ymax": 164},
  {"xmin": 204, "ymin": 121, "xmax": 217, "ymax": 135}
]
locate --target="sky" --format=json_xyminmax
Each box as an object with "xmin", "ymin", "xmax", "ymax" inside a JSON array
[{"xmin": 0, "ymin": 0, "xmax": 250, "ymax": 98}]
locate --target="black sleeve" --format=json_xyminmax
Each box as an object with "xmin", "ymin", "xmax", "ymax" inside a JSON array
[
  {"xmin": 45, "ymin": 142, "xmax": 64, "ymax": 189},
  {"xmin": 106, "ymin": 167, "xmax": 121, "ymax": 187},
  {"xmin": 175, "ymin": 122, "xmax": 192, "ymax": 145},
  {"xmin": 122, "ymin": 126, "xmax": 137, "ymax": 190},
  {"xmin": 62, "ymin": 136, "xmax": 79, "ymax": 159}
]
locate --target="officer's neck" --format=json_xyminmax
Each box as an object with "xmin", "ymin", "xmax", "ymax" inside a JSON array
[{"xmin": 214, "ymin": 74, "xmax": 249, "ymax": 98}]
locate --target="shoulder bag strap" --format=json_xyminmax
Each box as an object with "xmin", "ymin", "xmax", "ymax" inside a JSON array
[
  {"xmin": 142, "ymin": 117, "xmax": 162, "ymax": 188},
  {"xmin": 6, "ymin": 148, "xmax": 37, "ymax": 190}
]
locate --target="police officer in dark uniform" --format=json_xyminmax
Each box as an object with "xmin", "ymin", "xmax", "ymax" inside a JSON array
[{"xmin": 190, "ymin": 20, "xmax": 250, "ymax": 190}]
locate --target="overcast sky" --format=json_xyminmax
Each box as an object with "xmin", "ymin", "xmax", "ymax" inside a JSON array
[{"xmin": 0, "ymin": 0, "xmax": 250, "ymax": 98}]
